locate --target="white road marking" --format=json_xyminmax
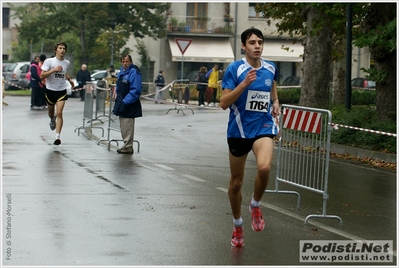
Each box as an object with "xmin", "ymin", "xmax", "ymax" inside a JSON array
[
  {"xmin": 182, "ymin": 174, "xmax": 206, "ymax": 182},
  {"xmin": 154, "ymin": 164, "xmax": 175, "ymax": 171},
  {"xmin": 215, "ymin": 187, "xmax": 396, "ymax": 257}
]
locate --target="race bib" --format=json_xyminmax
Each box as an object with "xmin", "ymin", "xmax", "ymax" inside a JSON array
[
  {"xmin": 54, "ymin": 71, "xmax": 66, "ymax": 80},
  {"xmin": 245, "ymin": 90, "xmax": 270, "ymax": 113}
]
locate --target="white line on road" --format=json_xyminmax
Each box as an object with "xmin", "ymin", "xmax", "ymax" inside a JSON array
[
  {"xmin": 182, "ymin": 174, "xmax": 206, "ymax": 182},
  {"xmin": 154, "ymin": 164, "xmax": 175, "ymax": 171},
  {"xmin": 215, "ymin": 187, "xmax": 396, "ymax": 257}
]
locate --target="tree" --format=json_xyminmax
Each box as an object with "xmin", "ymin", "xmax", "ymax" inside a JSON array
[
  {"xmin": 11, "ymin": 3, "xmax": 170, "ymax": 70},
  {"xmin": 256, "ymin": 3, "xmax": 396, "ymax": 119},
  {"xmin": 256, "ymin": 3, "xmax": 343, "ymax": 108},
  {"xmin": 354, "ymin": 3, "xmax": 396, "ymax": 121}
]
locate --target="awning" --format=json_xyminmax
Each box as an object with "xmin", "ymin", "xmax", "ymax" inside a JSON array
[
  {"xmin": 262, "ymin": 41, "xmax": 303, "ymax": 62},
  {"xmin": 168, "ymin": 38, "xmax": 235, "ymax": 63}
]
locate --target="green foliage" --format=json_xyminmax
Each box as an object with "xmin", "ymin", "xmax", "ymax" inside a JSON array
[
  {"xmin": 277, "ymin": 88, "xmax": 301, "ymax": 104},
  {"xmin": 351, "ymin": 89, "xmax": 376, "ymax": 105},
  {"xmin": 277, "ymin": 88, "xmax": 394, "ymax": 153},
  {"xmin": 135, "ymin": 38, "xmax": 150, "ymax": 67},
  {"xmin": 279, "ymin": 87, "xmax": 377, "ymax": 106},
  {"xmin": 330, "ymin": 105, "xmax": 396, "ymax": 153},
  {"xmin": 10, "ymin": 2, "xmax": 170, "ymax": 72}
]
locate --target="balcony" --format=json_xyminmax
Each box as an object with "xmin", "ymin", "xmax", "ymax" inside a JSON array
[{"xmin": 167, "ymin": 16, "xmax": 234, "ymax": 35}]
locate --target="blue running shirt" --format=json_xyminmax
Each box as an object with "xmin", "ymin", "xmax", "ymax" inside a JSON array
[{"xmin": 222, "ymin": 58, "xmax": 279, "ymax": 139}]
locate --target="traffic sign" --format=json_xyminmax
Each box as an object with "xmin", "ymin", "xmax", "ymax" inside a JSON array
[{"xmin": 175, "ymin": 38, "xmax": 192, "ymax": 55}]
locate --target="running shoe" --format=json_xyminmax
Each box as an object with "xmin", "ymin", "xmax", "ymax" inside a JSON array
[
  {"xmin": 231, "ymin": 226, "xmax": 244, "ymax": 247},
  {"xmin": 49, "ymin": 116, "xmax": 56, "ymax": 131},
  {"xmin": 53, "ymin": 139, "xmax": 61, "ymax": 145},
  {"xmin": 249, "ymin": 204, "xmax": 265, "ymax": 232}
]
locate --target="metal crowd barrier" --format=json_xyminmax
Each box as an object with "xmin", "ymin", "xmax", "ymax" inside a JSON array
[
  {"xmin": 266, "ymin": 104, "xmax": 343, "ymax": 226},
  {"xmin": 94, "ymin": 81, "xmax": 111, "ymax": 122},
  {"xmin": 166, "ymin": 80, "xmax": 194, "ymax": 115},
  {"xmin": 97, "ymin": 86, "xmax": 140, "ymax": 152},
  {"xmin": 74, "ymin": 82, "xmax": 104, "ymax": 137}
]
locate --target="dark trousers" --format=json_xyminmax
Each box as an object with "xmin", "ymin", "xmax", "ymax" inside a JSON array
[
  {"xmin": 198, "ymin": 89, "xmax": 205, "ymax": 105},
  {"xmin": 79, "ymin": 84, "xmax": 85, "ymax": 100},
  {"xmin": 211, "ymin": 87, "xmax": 217, "ymax": 103},
  {"xmin": 31, "ymin": 86, "xmax": 46, "ymax": 107}
]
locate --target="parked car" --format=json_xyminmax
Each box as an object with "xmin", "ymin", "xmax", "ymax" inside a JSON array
[
  {"xmin": 351, "ymin": 77, "xmax": 376, "ymax": 89},
  {"xmin": 91, "ymin": 70, "xmax": 107, "ymax": 81},
  {"xmin": 281, "ymin": 76, "xmax": 302, "ymax": 86},
  {"xmin": 3, "ymin": 61, "xmax": 30, "ymax": 90},
  {"xmin": 2, "ymin": 62, "xmax": 13, "ymax": 72}
]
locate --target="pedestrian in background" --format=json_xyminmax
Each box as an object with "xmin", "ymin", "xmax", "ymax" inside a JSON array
[
  {"xmin": 112, "ymin": 55, "xmax": 142, "ymax": 154},
  {"xmin": 220, "ymin": 27, "xmax": 280, "ymax": 247},
  {"xmin": 29, "ymin": 56, "xmax": 43, "ymax": 110},
  {"xmin": 196, "ymin": 66, "xmax": 208, "ymax": 107},
  {"xmin": 38, "ymin": 54, "xmax": 47, "ymax": 107},
  {"xmin": 206, "ymin": 64, "xmax": 219, "ymax": 107},
  {"xmin": 40, "ymin": 41, "xmax": 74, "ymax": 145},
  {"xmin": 76, "ymin": 64, "xmax": 91, "ymax": 101},
  {"xmin": 106, "ymin": 64, "xmax": 117, "ymax": 78},
  {"xmin": 154, "ymin": 70, "xmax": 165, "ymax": 103}
]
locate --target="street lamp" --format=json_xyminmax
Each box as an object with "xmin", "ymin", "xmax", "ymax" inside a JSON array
[{"xmin": 110, "ymin": 19, "xmax": 116, "ymax": 66}]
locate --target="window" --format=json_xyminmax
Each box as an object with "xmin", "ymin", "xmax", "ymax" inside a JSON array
[
  {"xmin": 186, "ymin": 3, "xmax": 208, "ymax": 31},
  {"xmin": 248, "ymin": 3, "xmax": 264, "ymax": 18},
  {"xmin": 3, "ymin": 7, "xmax": 10, "ymax": 28}
]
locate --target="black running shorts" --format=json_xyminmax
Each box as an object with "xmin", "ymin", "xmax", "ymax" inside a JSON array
[
  {"xmin": 227, "ymin": 135, "xmax": 275, "ymax": 157},
  {"xmin": 45, "ymin": 89, "xmax": 68, "ymax": 105}
]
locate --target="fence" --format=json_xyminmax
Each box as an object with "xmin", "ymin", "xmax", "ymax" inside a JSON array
[
  {"xmin": 74, "ymin": 82, "xmax": 105, "ymax": 137},
  {"xmin": 266, "ymin": 104, "xmax": 343, "ymax": 226}
]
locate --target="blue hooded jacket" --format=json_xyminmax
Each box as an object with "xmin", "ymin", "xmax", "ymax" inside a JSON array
[{"xmin": 112, "ymin": 63, "xmax": 143, "ymax": 118}]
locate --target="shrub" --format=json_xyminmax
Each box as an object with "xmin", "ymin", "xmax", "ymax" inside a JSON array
[{"xmin": 330, "ymin": 105, "xmax": 396, "ymax": 154}]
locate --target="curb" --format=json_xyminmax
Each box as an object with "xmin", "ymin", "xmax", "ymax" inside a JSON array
[{"xmin": 330, "ymin": 143, "xmax": 396, "ymax": 164}]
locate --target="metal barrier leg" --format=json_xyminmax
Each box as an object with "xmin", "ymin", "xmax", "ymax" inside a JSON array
[
  {"xmin": 304, "ymin": 195, "xmax": 343, "ymax": 226},
  {"xmin": 305, "ymin": 214, "xmax": 344, "ymax": 226}
]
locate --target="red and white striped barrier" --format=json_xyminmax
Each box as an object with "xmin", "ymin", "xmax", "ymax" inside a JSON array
[
  {"xmin": 330, "ymin": 123, "xmax": 397, "ymax": 137},
  {"xmin": 282, "ymin": 108, "xmax": 322, "ymax": 134}
]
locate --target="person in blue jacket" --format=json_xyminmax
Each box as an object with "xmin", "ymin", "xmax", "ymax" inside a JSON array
[{"xmin": 112, "ymin": 55, "xmax": 142, "ymax": 154}]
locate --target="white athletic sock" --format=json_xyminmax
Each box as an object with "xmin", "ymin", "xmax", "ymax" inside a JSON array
[
  {"xmin": 55, "ymin": 133, "xmax": 60, "ymax": 139},
  {"xmin": 251, "ymin": 195, "xmax": 260, "ymax": 207},
  {"xmin": 233, "ymin": 217, "xmax": 243, "ymax": 227}
]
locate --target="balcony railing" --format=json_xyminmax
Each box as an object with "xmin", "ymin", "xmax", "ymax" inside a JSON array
[{"xmin": 167, "ymin": 15, "xmax": 234, "ymax": 34}]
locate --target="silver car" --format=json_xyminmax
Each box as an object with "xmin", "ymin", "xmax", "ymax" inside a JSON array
[{"xmin": 3, "ymin": 61, "xmax": 30, "ymax": 90}]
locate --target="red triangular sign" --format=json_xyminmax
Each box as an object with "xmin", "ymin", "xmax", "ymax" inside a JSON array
[{"xmin": 175, "ymin": 38, "xmax": 192, "ymax": 55}]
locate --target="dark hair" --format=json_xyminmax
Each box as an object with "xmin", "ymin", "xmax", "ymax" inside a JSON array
[
  {"xmin": 199, "ymin": 66, "xmax": 207, "ymax": 73},
  {"xmin": 121, "ymin": 54, "xmax": 133, "ymax": 63},
  {"xmin": 159, "ymin": 70, "xmax": 164, "ymax": 74},
  {"xmin": 39, "ymin": 54, "xmax": 46, "ymax": 62},
  {"xmin": 54, "ymin": 42, "xmax": 67, "ymax": 52},
  {"xmin": 241, "ymin": 27, "xmax": 264, "ymax": 45}
]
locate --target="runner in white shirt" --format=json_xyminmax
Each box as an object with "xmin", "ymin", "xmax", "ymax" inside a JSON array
[{"xmin": 41, "ymin": 42, "xmax": 74, "ymax": 145}]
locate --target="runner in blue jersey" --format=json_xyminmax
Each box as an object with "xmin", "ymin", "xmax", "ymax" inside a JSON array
[{"xmin": 220, "ymin": 27, "xmax": 280, "ymax": 247}]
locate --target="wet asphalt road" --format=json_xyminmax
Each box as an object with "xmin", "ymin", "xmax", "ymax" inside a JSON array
[{"xmin": 1, "ymin": 95, "xmax": 396, "ymax": 266}]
